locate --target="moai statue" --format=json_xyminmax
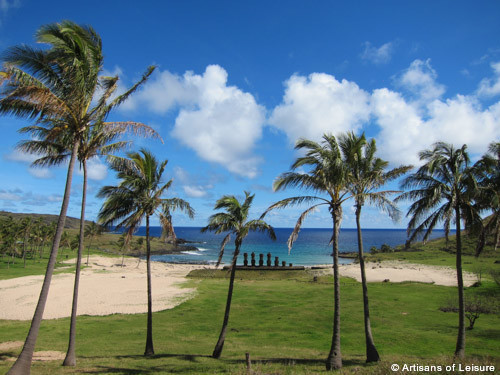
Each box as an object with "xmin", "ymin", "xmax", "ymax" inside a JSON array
[
  {"xmin": 243, "ymin": 252, "xmax": 248, "ymax": 266},
  {"xmin": 259, "ymin": 253, "xmax": 264, "ymax": 266},
  {"xmin": 282, "ymin": 261, "xmax": 286, "ymax": 267},
  {"xmin": 274, "ymin": 256, "xmax": 279, "ymax": 267},
  {"xmin": 267, "ymin": 252, "xmax": 272, "ymax": 266},
  {"xmin": 251, "ymin": 252, "xmax": 256, "ymax": 267}
]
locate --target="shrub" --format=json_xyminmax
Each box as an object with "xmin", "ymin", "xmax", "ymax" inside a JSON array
[{"xmin": 380, "ymin": 243, "xmax": 394, "ymax": 253}]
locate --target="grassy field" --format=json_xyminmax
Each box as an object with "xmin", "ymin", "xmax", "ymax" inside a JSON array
[
  {"xmin": 1, "ymin": 226, "xmax": 499, "ymax": 374},
  {"xmin": 1, "ymin": 264, "xmax": 499, "ymax": 374}
]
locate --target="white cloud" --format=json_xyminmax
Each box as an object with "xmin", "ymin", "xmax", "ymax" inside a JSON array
[
  {"xmin": 28, "ymin": 167, "xmax": 53, "ymax": 179},
  {"xmin": 122, "ymin": 65, "xmax": 266, "ymax": 178},
  {"xmin": 183, "ymin": 185, "xmax": 209, "ymax": 198},
  {"xmin": 5, "ymin": 149, "xmax": 54, "ymax": 179},
  {"xmin": 361, "ymin": 41, "xmax": 394, "ymax": 65},
  {"xmin": 174, "ymin": 167, "xmax": 214, "ymax": 198},
  {"xmin": 127, "ymin": 69, "xmax": 198, "ymax": 113},
  {"xmin": 170, "ymin": 65, "xmax": 265, "ymax": 178},
  {"xmin": 270, "ymin": 59, "xmax": 500, "ymax": 167},
  {"xmin": 269, "ymin": 73, "xmax": 371, "ymax": 144},
  {"xmin": 477, "ymin": 61, "xmax": 500, "ymax": 97},
  {"xmin": 0, "ymin": 191, "xmax": 21, "ymax": 201},
  {"xmin": 371, "ymin": 60, "xmax": 500, "ymax": 165},
  {"xmin": 5, "ymin": 149, "xmax": 38, "ymax": 163},
  {"xmin": 396, "ymin": 59, "xmax": 445, "ymax": 104},
  {"xmin": 78, "ymin": 157, "xmax": 108, "ymax": 181}
]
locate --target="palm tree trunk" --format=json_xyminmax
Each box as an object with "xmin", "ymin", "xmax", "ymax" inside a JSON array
[
  {"xmin": 454, "ymin": 205, "xmax": 466, "ymax": 359},
  {"xmin": 86, "ymin": 237, "xmax": 93, "ymax": 266},
  {"xmin": 326, "ymin": 206, "xmax": 342, "ymax": 371},
  {"xmin": 63, "ymin": 160, "xmax": 87, "ymax": 366},
  {"xmin": 144, "ymin": 215, "xmax": 155, "ymax": 356},
  {"xmin": 8, "ymin": 141, "xmax": 79, "ymax": 375},
  {"xmin": 213, "ymin": 240, "xmax": 240, "ymax": 359},
  {"xmin": 494, "ymin": 220, "xmax": 499, "ymax": 252},
  {"xmin": 355, "ymin": 204, "xmax": 380, "ymax": 362}
]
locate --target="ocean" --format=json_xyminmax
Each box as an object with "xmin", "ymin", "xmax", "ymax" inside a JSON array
[{"xmin": 127, "ymin": 227, "xmax": 451, "ymax": 266}]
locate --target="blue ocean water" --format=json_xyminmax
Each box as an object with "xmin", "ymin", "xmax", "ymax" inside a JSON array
[{"xmin": 128, "ymin": 227, "xmax": 451, "ymax": 266}]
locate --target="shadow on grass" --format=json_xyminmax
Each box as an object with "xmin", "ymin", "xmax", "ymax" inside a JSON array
[
  {"xmin": 81, "ymin": 366, "xmax": 150, "ymax": 374},
  {"xmin": 0, "ymin": 350, "xmax": 17, "ymax": 361},
  {"xmin": 79, "ymin": 354, "xmax": 370, "ymax": 374},
  {"xmin": 116, "ymin": 353, "xmax": 212, "ymax": 362}
]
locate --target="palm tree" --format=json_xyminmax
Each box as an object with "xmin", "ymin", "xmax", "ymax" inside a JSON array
[
  {"xmin": 261, "ymin": 134, "xmax": 349, "ymax": 370},
  {"xmin": 202, "ymin": 191, "xmax": 275, "ymax": 358},
  {"xmin": 18, "ymin": 217, "xmax": 33, "ymax": 268},
  {"xmin": 397, "ymin": 142, "xmax": 480, "ymax": 359},
  {"xmin": 24, "ymin": 123, "xmax": 157, "ymax": 367},
  {"xmin": 98, "ymin": 148, "xmax": 194, "ymax": 356},
  {"xmin": 339, "ymin": 132, "xmax": 412, "ymax": 362},
  {"xmin": 84, "ymin": 221, "xmax": 103, "ymax": 266},
  {"xmin": 474, "ymin": 141, "xmax": 500, "ymax": 256},
  {"xmin": 1, "ymin": 21, "xmax": 156, "ymax": 374}
]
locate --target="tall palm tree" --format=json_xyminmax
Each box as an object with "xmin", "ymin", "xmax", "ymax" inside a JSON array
[
  {"xmin": 262, "ymin": 134, "xmax": 350, "ymax": 370},
  {"xmin": 1, "ymin": 21, "xmax": 155, "ymax": 374},
  {"xmin": 474, "ymin": 141, "xmax": 500, "ymax": 256},
  {"xmin": 339, "ymin": 132, "xmax": 412, "ymax": 363},
  {"xmin": 98, "ymin": 148, "xmax": 194, "ymax": 356},
  {"xmin": 202, "ymin": 191, "xmax": 276, "ymax": 359},
  {"xmin": 23, "ymin": 122, "xmax": 157, "ymax": 366},
  {"xmin": 397, "ymin": 142, "xmax": 480, "ymax": 359}
]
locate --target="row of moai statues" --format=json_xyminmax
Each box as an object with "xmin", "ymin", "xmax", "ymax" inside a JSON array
[{"xmin": 243, "ymin": 252, "xmax": 292, "ymax": 267}]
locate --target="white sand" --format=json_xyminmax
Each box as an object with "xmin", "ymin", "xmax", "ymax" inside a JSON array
[
  {"xmin": 0, "ymin": 256, "xmax": 211, "ymax": 321},
  {"xmin": 0, "ymin": 257, "xmax": 476, "ymax": 321},
  {"xmin": 332, "ymin": 260, "xmax": 476, "ymax": 286}
]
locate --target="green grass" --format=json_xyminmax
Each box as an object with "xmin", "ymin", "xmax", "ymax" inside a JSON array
[
  {"xmin": 1, "ymin": 226, "xmax": 499, "ymax": 373},
  {"xmin": 1, "ymin": 268, "xmax": 499, "ymax": 374}
]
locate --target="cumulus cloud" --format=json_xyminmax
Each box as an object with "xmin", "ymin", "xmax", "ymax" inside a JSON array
[
  {"xmin": 271, "ymin": 59, "xmax": 500, "ymax": 166},
  {"xmin": 371, "ymin": 60, "xmax": 500, "ymax": 165},
  {"xmin": 396, "ymin": 59, "xmax": 445, "ymax": 104},
  {"xmin": 361, "ymin": 41, "xmax": 394, "ymax": 65},
  {"xmin": 477, "ymin": 61, "xmax": 500, "ymax": 97},
  {"xmin": 169, "ymin": 66, "xmax": 265, "ymax": 178},
  {"xmin": 124, "ymin": 65, "xmax": 265, "ymax": 178},
  {"xmin": 269, "ymin": 73, "xmax": 371, "ymax": 144}
]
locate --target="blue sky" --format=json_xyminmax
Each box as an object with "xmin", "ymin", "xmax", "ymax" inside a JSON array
[{"xmin": 1, "ymin": 1, "xmax": 499, "ymax": 229}]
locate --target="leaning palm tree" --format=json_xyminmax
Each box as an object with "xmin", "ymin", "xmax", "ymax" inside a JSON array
[
  {"xmin": 23, "ymin": 121, "xmax": 158, "ymax": 365},
  {"xmin": 202, "ymin": 191, "xmax": 276, "ymax": 358},
  {"xmin": 339, "ymin": 132, "xmax": 412, "ymax": 363},
  {"xmin": 397, "ymin": 142, "xmax": 480, "ymax": 359},
  {"xmin": 1, "ymin": 21, "xmax": 156, "ymax": 374},
  {"xmin": 262, "ymin": 134, "xmax": 350, "ymax": 370},
  {"xmin": 98, "ymin": 148, "xmax": 194, "ymax": 356}
]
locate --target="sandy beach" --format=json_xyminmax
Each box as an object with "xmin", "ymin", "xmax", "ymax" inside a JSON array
[
  {"xmin": 337, "ymin": 261, "xmax": 477, "ymax": 286},
  {"xmin": 0, "ymin": 257, "xmax": 476, "ymax": 321},
  {"xmin": 0, "ymin": 256, "xmax": 210, "ymax": 321}
]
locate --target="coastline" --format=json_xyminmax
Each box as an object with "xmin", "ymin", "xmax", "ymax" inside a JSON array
[{"xmin": 0, "ymin": 255, "xmax": 476, "ymax": 321}]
